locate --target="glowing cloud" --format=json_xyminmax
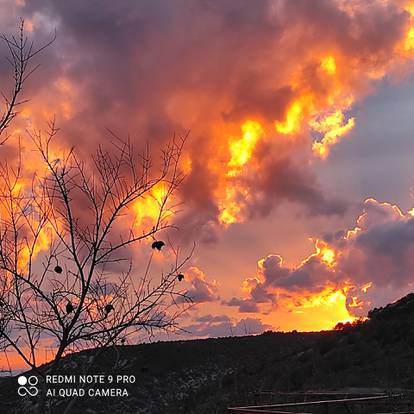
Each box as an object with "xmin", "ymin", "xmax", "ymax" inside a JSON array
[
  {"xmin": 227, "ymin": 120, "xmax": 264, "ymax": 177},
  {"xmin": 311, "ymin": 110, "xmax": 355, "ymax": 158},
  {"xmin": 228, "ymin": 198, "xmax": 414, "ymax": 326},
  {"xmin": 4, "ymin": 0, "xmax": 414, "ymax": 232}
]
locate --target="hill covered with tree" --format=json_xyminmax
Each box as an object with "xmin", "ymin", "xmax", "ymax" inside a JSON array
[{"xmin": 2, "ymin": 292, "xmax": 414, "ymax": 413}]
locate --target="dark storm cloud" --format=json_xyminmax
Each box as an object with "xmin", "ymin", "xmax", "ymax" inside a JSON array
[
  {"xmin": 242, "ymin": 157, "xmax": 347, "ymax": 219},
  {"xmin": 1, "ymin": 0, "xmax": 410, "ymax": 242},
  {"xmin": 244, "ymin": 253, "xmax": 335, "ymax": 306},
  {"xmin": 223, "ymin": 297, "xmax": 259, "ymax": 313},
  {"xmin": 19, "ymin": 0, "xmax": 284, "ymax": 140},
  {"xmin": 336, "ymin": 199, "xmax": 414, "ymax": 288}
]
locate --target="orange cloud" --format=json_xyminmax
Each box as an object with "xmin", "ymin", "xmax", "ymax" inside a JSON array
[
  {"xmin": 3, "ymin": 0, "xmax": 413, "ymax": 238},
  {"xmin": 227, "ymin": 198, "xmax": 414, "ymax": 327}
]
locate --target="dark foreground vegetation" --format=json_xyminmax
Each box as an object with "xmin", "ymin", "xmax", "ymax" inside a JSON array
[{"xmin": 2, "ymin": 292, "xmax": 414, "ymax": 413}]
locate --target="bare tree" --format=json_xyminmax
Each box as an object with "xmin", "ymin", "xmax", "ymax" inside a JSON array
[
  {"xmin": 0, "ymin": 20, "xmax": 53, "ymax": 380},
  {"xmin": 0, "ymin": 19, "xmax": 55, "ymax": 144},
  {"xmin": 0, "ymin": 121, "xmax": 192, "ymax": 411}
]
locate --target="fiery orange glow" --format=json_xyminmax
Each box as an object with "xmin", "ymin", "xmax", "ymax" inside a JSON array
[
  {"xmin": 361, "ymin": 281, "xmax": 373, "ymax": 293},
  {"xmin": 132, "ymin": 182, "xmax": 172, "ymax": 228},
  {"xmin": 283, "ymin": 287, "xmax": 357, "ymax": 329},
  {"xmin": 5, "ymin": 0, "xmax": 414, "ymax": 358},
  {"xmin": 181, "ymin": 154, "xmax": 193, "ymax": 175},
  {"xmin": 404, "ymin": 2, "xmax": 414, "ymax": 51},
  {"xmin": 291, "ymin": 288, "xmax": 345, "ymax": 310},
  {"xmin": 218, "ymin": 120, "xmax": 264, "ymax": 225},
  {"xmin": 218, "ymin": 186, "xmax": 249, "ymax": 225},
  {"xmin": 320, "ymin": 55, "xmax": 337, "ymax": 75},
  {"xmin": 345, "ymin": 226, "xmax": 361, "ymax": 239},
  {"xmin": 348, "ymin": 296, "xmax": 363, "ymax": 309},
  {"xmin": 275, "ymin": 94, "xmax": 314, "ymax": 135},
  {"xmin": 17, "ymin": 223, "xmax": 53, "ymax": 273},
  {"xmin": 237, "ymin": 239, "xmax": 365, "ymax": 330},
  {"xmin": 311, "ymin": 110, "xmax": 355, "ymax": 158},
  {"xmin": 315, "ymin": 239, "xmax": 337, "ymax": 267},
  {"xmin": 405, "ymin": 27, "xmax": 414, "ymax": 51},
  {"xmin": 256, "ymin": 198, "xmax": 414, "ymax": 330},
  {"xmin": 9, "ymin": 0, "xmax": 414, "ymax": 238},
  {"xmin": 6, "ymin": 146, "xmax": 70, "ymax": 272},
  {"xmin": 284, "ymin": 242, "xmax": 354, "ymax": 326},
  {"xmin": 227, "ymin": 120, "xmax": 264, "ymax": 176},
  {"xmin": 272, "ymin": 52, "xmax": 356, "ymax": 158}
]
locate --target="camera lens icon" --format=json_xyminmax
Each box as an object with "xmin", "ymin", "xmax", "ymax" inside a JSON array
[
  {"xmin": 17, "ymin": 375, "xmax": 39, "ymax": 397},
  {"xmin": 18, "ymin": 376, "xmax": 27, "ymax": 386}
]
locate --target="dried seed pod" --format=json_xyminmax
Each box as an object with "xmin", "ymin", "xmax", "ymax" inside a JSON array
[{"xmin": 151, "ymin": 241, "xmax": 165, "ymax": 251}]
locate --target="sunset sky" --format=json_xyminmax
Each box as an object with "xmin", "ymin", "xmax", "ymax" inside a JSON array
[{"xmin": 2, "ymin": 0, "xmax": 414, "ymax": 345}]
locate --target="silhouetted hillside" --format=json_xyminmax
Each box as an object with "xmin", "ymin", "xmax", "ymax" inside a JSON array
[{"xmin": 2, "ymin": 293, "xmax": 414, "ymax": 413}]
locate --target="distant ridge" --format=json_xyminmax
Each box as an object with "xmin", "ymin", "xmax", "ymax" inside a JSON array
[
  {"xmin": 368, "ymin": 292, "xmax": 414, "ymax": 319},
  {"xmin": 2, "ymin": 292, "xmax": 414, "ymax": 413}
]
